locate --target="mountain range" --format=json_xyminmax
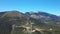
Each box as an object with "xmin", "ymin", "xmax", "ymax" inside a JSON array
[{"xmin": 0, "ymin": 11, "xmax": 60, "ymax": 34}]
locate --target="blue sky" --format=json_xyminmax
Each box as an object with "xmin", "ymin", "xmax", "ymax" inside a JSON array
[{"xmin": 0, "ymin": 0, "xmax": 60, "ymax": 15}]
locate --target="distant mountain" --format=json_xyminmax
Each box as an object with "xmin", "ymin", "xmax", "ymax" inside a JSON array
[
  {"xmin": 0, "ymin": 11, "xmax": 60, "ymax": 34},
  {"xmin": 25, "ymin": 11, "xmax": 60, "ymax": 26},
  {"xmin": 25, "ymin": 11, "xmax": 59, "ymax": 19}
]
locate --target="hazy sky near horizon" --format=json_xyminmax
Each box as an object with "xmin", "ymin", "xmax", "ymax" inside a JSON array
[{"xmin": 0, "ymin": 0, "xmax": 60, "ymax": 15}]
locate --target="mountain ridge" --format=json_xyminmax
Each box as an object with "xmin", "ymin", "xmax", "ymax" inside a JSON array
[{"xmin": 0, "ymin": 11, "xmax": 60, "ymax": 34}]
